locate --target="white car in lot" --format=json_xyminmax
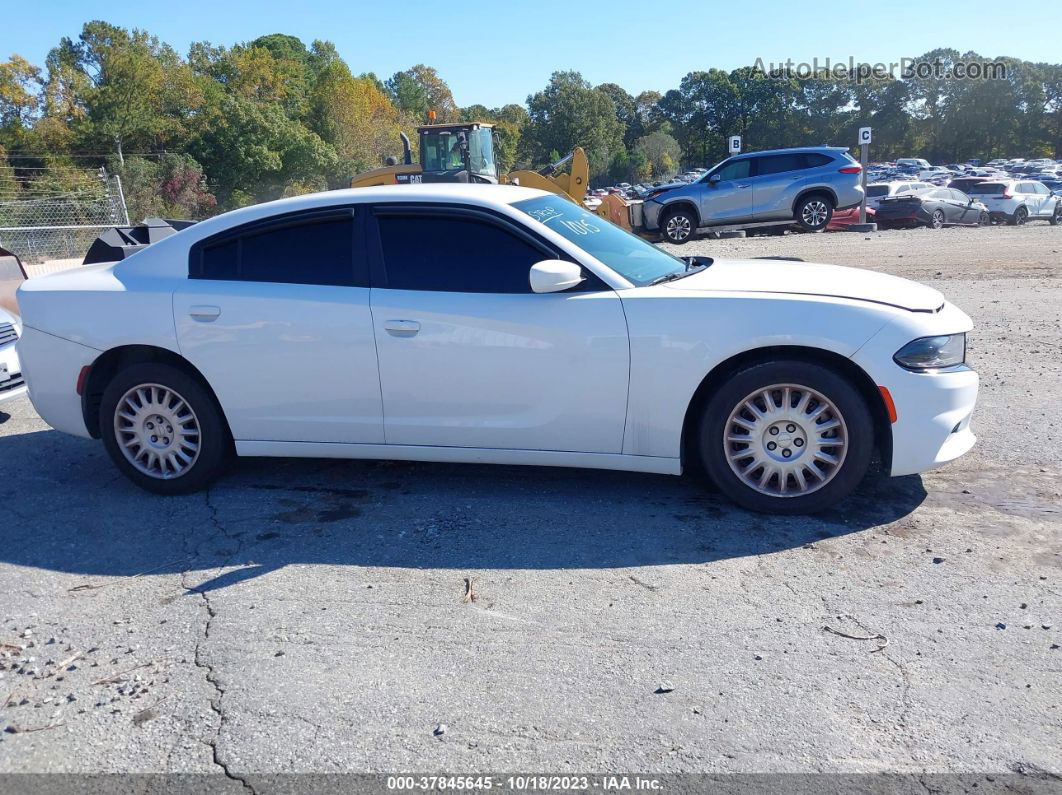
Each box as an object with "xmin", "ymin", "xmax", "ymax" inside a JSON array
[
  {"xmin": 864, "ymin": 181, "xmax": 932, "ymax": 209},
  {"xmin": 0, "ymin": 306, "xmax": 27, "ymax": 404},
  {"xmin": 16, "ymin": 185, "xmax": 979, "ymax": 514},
  {"xmin": 966, "ymin": 180, "xmax": 1062, "ymax": 225}
]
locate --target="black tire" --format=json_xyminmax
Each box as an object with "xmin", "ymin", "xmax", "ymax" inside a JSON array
[
  {"xmin": 100, "ymin": 363, "xmax": 231, "ymax": 495},
  {"xmin": 1009, "ymin": 206, "xmax": 1028, "ymax": 226},
  {"xmin": 698, "ymin": 360, "xmax": 874, "ymax": 515},
  {"xmin": 930, "ymin": 209, "xmax": 945, "ymax": 229},
  {"xmin": 1050, "ymin": 203, "xmax": 1061, "ymax": 226},
  {"xmin": 660, "ymin": 206, "xmax": 697, "ymax": 244},
  {"xmin": 978, "ymin": 211, "xmax": 990, "ymax": 226},
  {"xmin": 795, "ymin": 195, "xmax": 833, "ymax": 232}
]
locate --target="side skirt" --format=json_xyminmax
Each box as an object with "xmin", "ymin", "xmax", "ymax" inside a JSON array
[{"xmin": 235, "ymin": 440, "xmax": 683, "ymax": 476}]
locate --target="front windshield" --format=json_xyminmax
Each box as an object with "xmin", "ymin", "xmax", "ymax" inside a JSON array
[
  {"xmin": 468, "ymin": 128, "xmax": 496, "ymax": 178},
  {"xmin": 512, "ymin": 195, "xmax": 685, "ymax": 286}
]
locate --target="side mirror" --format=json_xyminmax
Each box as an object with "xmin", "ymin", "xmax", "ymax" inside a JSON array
[
  {"xmin": 529, "ymin": 259, "xmax": 585, "ymax": 294},
  {"xmin": 709, "ymin": 173, "xmax": 722, "ymax": 184}
]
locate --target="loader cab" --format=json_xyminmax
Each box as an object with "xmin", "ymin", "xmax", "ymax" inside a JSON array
[{"xmin": 418, "ymin": 123, "xmax": 498, "ymax": 184}]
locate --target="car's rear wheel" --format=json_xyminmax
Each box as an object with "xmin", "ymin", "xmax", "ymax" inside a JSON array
[
  {"xmin": 795, "ymin": 195, "xmax": 833, "ymax": 232},
  {"xmin": 1010, "ymin": 206, "xmax": 1028, "ymax": 226},
  {"xmin": 978, "ymin": 210, "xmax": 990, "ymax": 226},
  {"xmin": 699, "ymin": 361, "xmax": 874, "ymax": 514},
  {"xmin": 661, "ymin": 207, "xmax": 696, "ymax": 244},
  {"xmin": 930, "ymin": 209, "xmax": 945, "ymax": 229},
  {"xmin": 100, "ymin": 363, "xmax": 230, "ymax": 495}
]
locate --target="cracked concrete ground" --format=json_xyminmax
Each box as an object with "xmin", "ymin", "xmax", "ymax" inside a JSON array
[{"xmin": 0, "ymin": 226, "xmax": 1059, "ymax": 783}]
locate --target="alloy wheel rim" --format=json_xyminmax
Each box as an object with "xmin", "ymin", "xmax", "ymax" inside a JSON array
[
  {"xmin": 932, "ymin": 211, "xmax": 944, "ymax": 228},
  {"xmin": 1016, "ymin": 209, "xmax": 1027, "ymax": 225},
  {"xmin": 114, "ymin": 384, "xmax": 201, "ymax": 479},
  {"xmin": 802, "ymin": 201, "xmax": 828, "ymax": 227},
  {"xmin": 723, "ymin": 383, "xmax": 848, "ymax": 498},
  {"xmin": 666, "ymin": 215, "xmax": 691, "ymax": 241}
]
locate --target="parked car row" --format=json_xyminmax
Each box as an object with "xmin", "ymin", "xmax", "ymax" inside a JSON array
[
  {"xmin": 867, "ymin": 178, "xmax": 1062, "ymax": 228},
  {"xmin": 580, "ymin": 147, "xmax": 1061, "ymax": 242}
]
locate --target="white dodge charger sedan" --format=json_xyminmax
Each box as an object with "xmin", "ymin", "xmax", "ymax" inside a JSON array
[{"xmin": 16, "ymin": 185, "xmax": 978, "ymax": 514}]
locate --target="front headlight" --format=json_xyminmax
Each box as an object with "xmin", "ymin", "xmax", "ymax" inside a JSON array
[{"xmin": 893, "ymin": 334, "xmax": 966, "ymax": 370}]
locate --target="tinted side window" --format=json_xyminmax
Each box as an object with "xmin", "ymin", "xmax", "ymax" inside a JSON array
[
  {"xmin": 200, "ymin": 239, "xmax": 239, "ymax": 280},
  {"xmin": 241, "ymin": 217, "xmax": 353, "ymax": 286},
  {"xmin": 377, "ymin": 215, "xmax": 547, "ymax": 293},
  {"xmin": 756, "ymin": 154, "xmax": 807, "ymax": 176},
  {"xmin": 192, "ymin": 211, "xmax": 360, "ymax": 286},
  {"xmin": 804, "ymin": 153, "xmax": 833, "ymax": 168},
  {"xmin": 715, "ymin": 159, "xmax": 751, "ymax": 181}
]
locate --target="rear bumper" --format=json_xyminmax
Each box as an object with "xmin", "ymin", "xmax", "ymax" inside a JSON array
[
  {"xmin": 835, "ymin": 187, "xmax": 865, "ymax": 211},
  {"xmin": 17, "ymin": 326, "xmax": 98, "ymax": 438},
  {"xmin": 876, "ymin": 209, "xmax": 929, "ymax": 226}
]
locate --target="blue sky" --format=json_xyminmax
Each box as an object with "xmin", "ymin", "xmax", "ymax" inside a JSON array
[{"xmin": 5, "ymin": 0, "xmax": 1060, "ymax": 108}]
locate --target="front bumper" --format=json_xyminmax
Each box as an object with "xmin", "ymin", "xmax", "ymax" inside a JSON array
[
  {"xmin": 642, "ymin": 200, "xmax": 664, "ymax": 231},
  {"xmin": 885, "ymin": 365, "xmax": 979, "ymax": 476},
  {"xmin": 851, "ymin": 302, "xmax": 979, "ymax": 477},
  {"xmin": 0, "ymin": 341, "xmax": 27, "ymax": 403}
]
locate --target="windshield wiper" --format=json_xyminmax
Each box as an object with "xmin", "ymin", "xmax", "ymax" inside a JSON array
[{"xmin": 649, "ymin": 256, "xmax": 713, "ymax": 286}]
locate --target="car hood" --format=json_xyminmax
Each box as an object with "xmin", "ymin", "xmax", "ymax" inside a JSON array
[
  {"xmin": 664, "ymin": 258, "xmax": 944, "ymax": 312},
  {"xmin": 650, "ymin": 181, "xmax": 691, "ymax": 195}
]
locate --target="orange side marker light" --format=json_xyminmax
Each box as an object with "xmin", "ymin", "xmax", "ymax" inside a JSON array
[{"xmin": 878, "ymin": 386, "xmax": 898, "ymax": 423}]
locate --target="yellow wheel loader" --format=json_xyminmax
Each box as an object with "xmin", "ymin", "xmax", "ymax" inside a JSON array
[{"xmin": 349, "ymin": 122, "xmax": 639, "ymax": 232}]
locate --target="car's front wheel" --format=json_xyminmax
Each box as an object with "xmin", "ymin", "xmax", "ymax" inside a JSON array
[
  {"xmin": 795, "ymin": 195, "xmax": 833, "ymax": 232},
  {"xmin": 661, "ymin": 206, "xmax": 696, "ymax": 244},
  {"xmin": 1050, "ymin": 204, "xmax": 1061, "ymax": 226},
  {"xmin": 930, "ymin": 209, "xmax": 945, "ymax": 229},
  {"xmin": 100, "ymin": 363, "xmax": 230, "ymax": 495},
  {"xmin": 699, "ymin": 361, "xmax": 874, "ymax": 514}
]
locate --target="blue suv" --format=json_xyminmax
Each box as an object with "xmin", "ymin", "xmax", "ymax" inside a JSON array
[{"xmin": 642, "ymin": 147, "xmax": 866, "ymax": 244}]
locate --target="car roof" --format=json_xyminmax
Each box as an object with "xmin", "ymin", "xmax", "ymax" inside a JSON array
[
  {"xmin": 730, "ymin": 146, "xmax": 847, "ymax": 160},
  {"xmin": 178, "ymin": 184, "xmax": 549, "ymax": 241}
]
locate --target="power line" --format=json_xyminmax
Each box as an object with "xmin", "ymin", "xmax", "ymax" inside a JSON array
[{"xmin": 3, "ymin": 152, "xmax": 173, "ymax": 159}]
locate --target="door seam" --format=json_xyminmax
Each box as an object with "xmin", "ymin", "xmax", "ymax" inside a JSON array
[{"xmin": 367, "ymin": 288, "xmax": 389, "ymax": 444}]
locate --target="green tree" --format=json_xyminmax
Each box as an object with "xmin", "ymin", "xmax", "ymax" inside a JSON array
[
  {"xmin": 525, "ymin": 71, "xmax": 625, "ymax": 179},
  {"xmin": 633, "ymin": 130, "xmax": 681, "ymax": 179},
  {"xmin": 188, "ymin": 94, "xmax": 336, "ymax": 205},
  {"xmin": 596, "ymin": 82, "xmax": 638, "ymax": 146}
]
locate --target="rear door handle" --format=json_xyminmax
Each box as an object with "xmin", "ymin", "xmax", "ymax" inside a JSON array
[
  {"xmin": 189, "ymin": 305, "xmax": 221, "ymax": 322},
  {"xmin": 737, "ymin": 184, "xmax": 751, "ymax": 189},
  {"xmin": 384, "ymin": 320, "xmax": 421, "ymax": 337}
]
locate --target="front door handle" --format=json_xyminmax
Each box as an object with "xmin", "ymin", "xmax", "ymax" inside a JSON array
[
  {"xmin": 736, "ymin": 184, "xmax": 751, "ymax": 189},
  {"xmin": 384, "ymin": 320, "xmax": 421, "ymax": 337},
  {"xmin": 189, "ymin": 305, "xmax": 221, "ymax": 322}
]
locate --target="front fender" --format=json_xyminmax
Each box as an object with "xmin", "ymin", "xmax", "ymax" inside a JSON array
[{"xmin": 619, "ymin": 291, "xmax": 899, "ymax": 458}]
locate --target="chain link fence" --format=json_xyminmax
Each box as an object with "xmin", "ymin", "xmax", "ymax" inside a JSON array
[{"xmin": 0, "ymin": 168, "xmax": 129, "ymax": 265}]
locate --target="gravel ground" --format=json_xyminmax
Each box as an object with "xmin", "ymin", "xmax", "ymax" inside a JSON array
[{"xmin": 0, "ymin": 223, "xmax": 1059, "ymax": 786}]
